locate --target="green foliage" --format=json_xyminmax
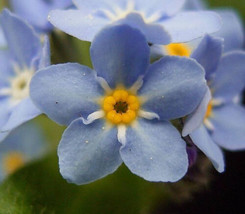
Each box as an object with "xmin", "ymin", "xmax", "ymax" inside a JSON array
[
  {"xmin": 208, "ymin": 0, "xmax": 245, "ymax": 20},
  {"xmin": 0, "ymin": 153, "xmax": 170, "ymax": 214}
]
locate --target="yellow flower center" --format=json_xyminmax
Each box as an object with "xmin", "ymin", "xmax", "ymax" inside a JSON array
[
  {"xmin": 103, "ymin": 89, "xmax": 140, "ymax": 124},
  {"xmin": 165, "ymin": 43, "xmax": 191, "ymax": 57},
  {"xmin": 2, "ymin": 152, "xmax": 25, "ymax": 175},
  {"xmin": 205, "ymin": 101, "xmax": 213, "ymax": 119}
]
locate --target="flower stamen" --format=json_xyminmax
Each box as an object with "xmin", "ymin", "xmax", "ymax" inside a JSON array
[
  {"xmin": 165, "ymin": 43, "xmax": 191, "ymax": 57},
  {"xmin": 103, "ymin": 89, "xmax": 140, "ymax": 124}
]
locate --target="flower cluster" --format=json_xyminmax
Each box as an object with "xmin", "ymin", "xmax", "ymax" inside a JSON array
[{"xmin": 0, "ymin": 0, "xmax": 245, "ymax": 185}]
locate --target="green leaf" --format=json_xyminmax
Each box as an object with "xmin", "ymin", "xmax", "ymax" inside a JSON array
[{"xmin": 0, "ymin": 153, "xmax": 170, "ymax": 214}]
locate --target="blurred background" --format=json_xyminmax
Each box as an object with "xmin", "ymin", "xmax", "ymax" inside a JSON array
[{"xmin": 0, "ymin": 0, "xmax": 245, "ymax": 213}]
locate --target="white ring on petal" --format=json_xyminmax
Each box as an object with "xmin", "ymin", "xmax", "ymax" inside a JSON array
[
  {"xmin": 204, "ymin": 118, "xmax": 215, "ymax": 131},
  {"xmin": 96, "ymin": 76, "xmax": 112, "ymax": 94},
  {"xmin": 138, "ymin": 110, "xmax": 160, "ymax": 120},
  {"xmin": 82, "ymin": 110, "xmax": 105, "ymax": 125},
  {"xmin": 129, "ymin": 76, "xmax": 144, "ymax": 93},
  {"xmin": 117, "ymin": 124, "xmax": 127, "ymax": 145}
]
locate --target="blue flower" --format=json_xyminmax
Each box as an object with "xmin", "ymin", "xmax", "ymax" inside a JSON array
[
  {"xmin": 151, "ymin": 3, "xmax": 244, "ymax": 58},
  {"xmin": 0, "ymin": 121, "xmax": 48, "ymax": 182},
  {"xmin": 10, "ymin": 0, "xmax": 73, "ymax": 33},
  {"xmin": 0, "ymin": 9, "xmax": 50, "ymax": 142},
  {"xmin": 48, "ymin": 0, "xmax": 221, "ymax": 44},
  {"xmin": 183, "ymin": 0, "xmax": 244, "ymax": 52},
  {"xmin": 30, "ymin": 24, "xmax": 207, "ymax": 184},
  {"xmin": 214, "ymin": 9, "xmax": 244, "ymax": 52},
  {"xmin": 182, "ymin": 35, "xmax": 245, "ymax": 173}
]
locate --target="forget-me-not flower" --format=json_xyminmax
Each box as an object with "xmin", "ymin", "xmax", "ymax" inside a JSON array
[
  {"xmin": 30, "ymin": 25, "xmax": 207, "ymax": 184},
  {"xmin": 0, "ymin": 121, "xmax": 48, "ymax": 182},
  {"xmin": 183, "ymin": 0, "xmax": 244, "ymax": 52},
  {"xmin": 150, "ymin": 9, "xmax": 244, "ymax": 59},
  {"xmin": 10, "ymin": 0, "xmax": 73, "ymax": 33},
  {"xmin": 48, "ymin": 0, "xmax": 221, "ymax": 44},
  {"xmin": 0, "ymin": 9, "xmax": 50, "ymax": 142},
  {"xmin": 182, "ymin": 35, "xmax": 245, "ymax": 173},
  {"xmin": 151, "ymin": 0, "xmax": 244, "ymax": 60}
]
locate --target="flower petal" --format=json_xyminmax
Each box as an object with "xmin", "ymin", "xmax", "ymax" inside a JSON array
[
  {"xmin": 48, "ymin": 9, "xmax": 108, "ymax": 41},
  {"xmin": 191, "ymin": 35, "xmax": 223, "ymax": 81},
  {"xmin": 120, "ymin": 119, "xmax": 188, "ymax": 182},
  {"xmin": 0, "ymin": 27, "xmax": 6, "ymax": 48},
  {"xmin": 190, "ymin": 125, "xmax": 225, "ymax": 173},
  {"xmin": 162, "ymin": 11, "xmax": 222, "ymax": 43},
  {"xmin": 214, "ymin": 9, "xmax": 244, "ymax": 52},
  {"xmin": 139, "ymin": 56, "xmax": 206, "ymax": 120},
  {"xmin": 0, "ymin": 98, "xmax": 41, "ymax": 142},
  {"xmin": 135, "ymin": 0, "xmax": 186, "ymax": 17},
  {"xmin": 30, "ymin": 63, "xmax": 102, "ymax": 125},
  {"xmin": 212, "ymin": 51, "xmax": 245, "ymax": 102},
  {"xmin": 0, "ymin": 50, "xmax": 14, "ymax": 85},
  {"xmin": 0, "ymin": 121, "xmax": 48, "ymax": 181},
  {"xmin": 183, "ymin": 0, "xmax": 206, "ymax": 10},
  {"xmin": 91, "ymin": 24, "xmax": 150, "ymax": 88},
  {"xmin": 73, "ymin": 0, "xmax": 122, "ymax": 12},
  {"xmin": 211, "ymin": 104, "xmax": 245, "ymax": 151},
  {"xmin": 182, "ymin": 87, "xmax": 211, "ymax": 136},
  {"xmin": 10, "ymin": 0, "xmax": 72, "ymax": 32},
  {"xmin": 118, "ymin": 13, "xmax": 171, "ymax": 45},
  {"xmin": 0, "ymin": 9, "xmax": 42, "ymax": 68},
  {"xmin": 38, "ymin": 35, "xmax": 50, "ymax": 69},
  {"xmin": 0, "ymin": 102, "xmax": 10, "ymax": 130},
  {"xmin": 58, "ymin": 119, "xmax": 122, "ymax": 185}
]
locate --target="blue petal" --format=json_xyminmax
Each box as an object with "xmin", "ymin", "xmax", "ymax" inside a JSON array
[
  {"xmin": 49, "ymin": 9, "xmax": 108, "ymax": 41},
  {"xmin": 0, "ymin": 102, "xmax": 10, "ymax": 130},
  {"xmin": 214, "ymin": 9, "xmax": 244, "ymax": 52},
  {"xmin": 73, "ymin": 0, "xmax": 121, "ymax": 12},
  {"xmin": 191, "ymin": 35, "xmax": 223, "ymax": 81},
  {"xmin": 58, "ymin": 119, "xmax": 122, "ymax": 185},
  {"xmin": 135, "ymin": 0, "xmax": 186, "ymax": 17},
  {"xmin": 0, "ymin": 9, "xmax": 42, "ymax": 68},
  {"xmin": 120, "ymin": 119, "xmax": 188, "ymax": 182},
  {"xmin": 38, "ymin": 35, "xmax": 50, "ymax": 69},
  {"xmin": 211, "ymin": 104, "xmax": 245, "ymax": 151},
  {"xmin": 0, "ymin": 98, "xmax": 41, "ymax": 142},
  {"xmin": 10, "ymin": 0, "xmax": 72, "ymax": 32},
  {"xmin": 183, "ymin": 0, "xmax": 207, "ymax": 10},
  {"xmin": 161, "ymin": 11, "xmax": 222, "ymax": 43},
  {"xmin": 118, "ymin": 13, "xmax": 171, "ymax": 45},
  {"xmin": 0, "ymin": 50, "xmax": 14, "ymax": 85},
  {"xmin": 139, "ymin": 56, "xmax": 207, "ymax": 120},
  {"xmin": 0, "ymin": 121, "xmax": 48, "ymax": 181},
  {"xmin": 0, "ymin": 107, "xmax": 10, "ymax": 143},
  {"xmin": 91, "ymin": 24, "xmax": 150, "ymax": 88},
  {"xmin": 212, "ymin": 51, "xmax": 245, "ymax": 102},
  {"xmin": 30, "ymin": 63, "xmax": 102, "ymax": 126},
  {"xmin": 0, "ymin": 121, "xmax": 47, "ymax": 157},
  {"xmin": 182, "ymin": 87, "xmax": 211, "ymax": 136},
  {"xmin": 190, "ymin": 125, "xmax": 225, "ymax": 173}
]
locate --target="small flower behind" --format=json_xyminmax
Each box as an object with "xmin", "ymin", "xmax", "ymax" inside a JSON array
[
  {"xmin": 10, "ymin": 0, "xmax": 73, "ymax": 33},
  {"xmin": 182, "ymin": 35, "xmax": 245, "ymax": 172},
  {"xmin": 30, "ymin": 24, "xmax": 207, "ymax": 184},
  {"xmin": 0, "ymin": 121, "xmax": 48, "ymax": 182},
  {"xmin": 48, "ymin": 0, "xmax": 221, "ymax": 44},
  {"xmin": 0, "ymin": 9, "xmax": 50, "ymax": 142}
]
